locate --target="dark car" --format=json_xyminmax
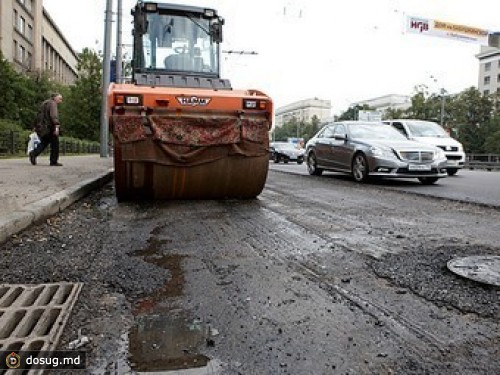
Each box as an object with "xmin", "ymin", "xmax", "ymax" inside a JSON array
[
  {"xmin": 305, "ymin": 121, "xmax": 448, "ymax": 184},
  {"xmin": 270, "ymin": 142, "xmax": 305, "ymax": 164}
]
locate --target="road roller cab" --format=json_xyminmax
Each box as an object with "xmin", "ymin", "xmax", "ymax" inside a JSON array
[{"xmin": 108, "ymin": 1, "xmax": 273, "ymax": 200}]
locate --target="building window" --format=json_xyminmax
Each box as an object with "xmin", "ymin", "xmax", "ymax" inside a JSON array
[
  {"xmin": 497, "ymin": 74, "xmax": 500, "ymax": 83},
  {"xmin": 27, "ymin": 52, "xmax": 32, "ymax": 69},
  {"xmin": 16, "ymin": 43, "xmax": 25, "ymax": 63},
  {"xmin": 485, "ymin": 62, "xmax": 491, "ymax": 71},
  {"xmin": 13, "ymin": 40, "xmax": 18, "ymax": 60},
  {"xmin": 27, "ymin": 25, "xmax": 33, "ymax": 41},
  {"xmin": 13, "ymin": 9, "xmax": 18, "ymax": 27},
  {"xmin": 18, "ymin": 16, "xmax": 26, "ymax": 34},
  {"xmin": 484, "ymin": 76, "xmax": 490, "ymax": 85},
  {"xmin": 484, "ymin": 90, "xmax": 490, "ymax": 96}
]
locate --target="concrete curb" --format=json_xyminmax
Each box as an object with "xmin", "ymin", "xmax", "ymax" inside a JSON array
[{"xmin": 0, "ymin": 169, "xmax": 114, "ymax": 244}]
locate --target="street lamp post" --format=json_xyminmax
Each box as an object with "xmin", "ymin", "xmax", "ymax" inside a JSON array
[
  {"xmin": 430, "ymin": 75, "xmax": 446, "ymax": 126},
  {"xmin": 440, "ymin": 88, "xmax": 446, "ymax": 127}
]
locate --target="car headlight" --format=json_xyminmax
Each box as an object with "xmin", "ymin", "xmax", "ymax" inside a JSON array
[
  {"xmin": 434, "ymin": 148, "xmax": 446, "ymax": 160},
  {"xmin": 370, "ymin": 146, "xmax": 396, "ymax": 159},
  {"xmin": 457, "ymin": 144, "xmax": 464, "ymax": 152}
]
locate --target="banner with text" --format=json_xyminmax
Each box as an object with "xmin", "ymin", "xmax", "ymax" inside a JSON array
[{"xmin": 406, "ymin": 16, "xmax": 489, "ymax": 45}]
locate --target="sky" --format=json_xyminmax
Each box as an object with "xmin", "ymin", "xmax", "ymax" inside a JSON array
[{"xmin": 43, "ymin": 0, "xmax": 500, "ymax": 116}]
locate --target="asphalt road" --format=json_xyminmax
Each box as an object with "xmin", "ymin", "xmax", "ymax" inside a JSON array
[
  {"xmin": 269, "ymin": 162, "xmax": 500, "ymax": 208},
  {"xmin": 1, "ymin": 171, "xmax": 499, "ymax": 374}
]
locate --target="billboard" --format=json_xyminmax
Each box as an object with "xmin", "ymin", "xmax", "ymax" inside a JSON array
[{"xmin": 406, "ymin": 16, "xmax": 489, "ymax": 45}]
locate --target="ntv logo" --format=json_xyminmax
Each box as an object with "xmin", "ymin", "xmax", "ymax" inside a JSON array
[{"xmin": 410, "ymin": 19, "xmax": 429, "ymax": 33}]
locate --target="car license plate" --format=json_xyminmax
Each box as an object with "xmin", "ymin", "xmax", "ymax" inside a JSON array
[
  {"xmin": 447, "ymin": 160, "xmax": 458, "ymax": 166},
  {"xmin": 408, "ymin": 164, "xmax": 431, "ymax": 171}
]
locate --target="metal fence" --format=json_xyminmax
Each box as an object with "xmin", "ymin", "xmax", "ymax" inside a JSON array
[
  {"xmin": 0, "ymin": 130, "xmax": 100, "ymax": 156},
  {"xmin": 465, "ymin": 154, "xmax": 500, "ymax": 171}
]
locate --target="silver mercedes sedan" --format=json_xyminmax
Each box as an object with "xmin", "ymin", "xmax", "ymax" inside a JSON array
[{"xmin": 305, "ymin": 121, "xmax": 448, "ymax": 184}]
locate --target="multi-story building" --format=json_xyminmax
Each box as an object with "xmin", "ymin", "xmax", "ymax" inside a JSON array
[
  {"xmin": 275, "ymin": 98, "xmax": 331, "ymax": 128},
  {"xmin": 0, "ymin": 0, "xmax": 78, "ymax": 84},
  {"xmin": 476, "ymin": 46, "xmax": 500, "ymax": 97},
  {"xmin": 350, "ymin": 94, "xmax": 411, "ymax": 113}
]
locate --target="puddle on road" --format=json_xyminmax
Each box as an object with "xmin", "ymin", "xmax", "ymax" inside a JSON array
[
  {"xmin": 128, "ymin": 229, "xmax": 215, "ymax": 373},
  {"xmin": 129, "ymin": 312, "xmax": 210, "ymax": 373}
]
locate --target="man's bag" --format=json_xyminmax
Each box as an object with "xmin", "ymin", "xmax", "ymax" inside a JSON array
[{"xmin": 27, "ymin": 132, "xmax": 40, "ymax": 155}]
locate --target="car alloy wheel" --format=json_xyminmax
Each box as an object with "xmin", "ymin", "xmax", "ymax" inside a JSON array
[
  {"xmin": 307, "ymin": 152, "xmax": 323, "ymax": 176},
  {"xmin": 352, "ymin": 153, "xmax": 369, "ymax": 182}
]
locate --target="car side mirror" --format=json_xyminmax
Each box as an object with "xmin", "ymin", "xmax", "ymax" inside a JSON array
[{"xmin": 334, "ymin": 134, "xmax": 347, "ymax": 141}]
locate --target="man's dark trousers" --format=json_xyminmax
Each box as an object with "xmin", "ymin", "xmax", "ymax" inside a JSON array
[{"xmin": 31, "ymin": 133, "xmax": 59, "ymax": 165}]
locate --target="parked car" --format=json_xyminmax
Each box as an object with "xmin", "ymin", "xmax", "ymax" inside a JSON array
[
  {"xmin": 382, "ymin": 120, "xmax": 465, "ymax": 176},
  {"xmin": 270, "ymin": 142, "xmax": 305, "ymax": 164},
  {"xmin": 305, "ymin": 121, "xmax": 448, "ymax": 184}
]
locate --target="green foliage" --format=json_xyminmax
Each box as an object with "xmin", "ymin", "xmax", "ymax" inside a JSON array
[
  {"xmin": 447, "ymin": 87, "xmax": 494, "ymax": 152},
  {"xmin": 0, "ymin": 48, "xmax": 102, "ymax": 142},
  {"xmin": 273, "ymin": 115, "xmax": 323, "ymax": 144},
  {"xmin": 481, "ymin": 117, "xmax": 500, "ymax": 153},
  {"xmin": 273, "ymin": 117, "xmax": 299, "ymax": 141},
  {"xmin": 484, "ymin": 129, "xmax": 500, "ymax": 153},
  {"xmin": 337, "ymin": 105, "xmax": 370, "ymax": 121},
  {"xmin": 59, "ymin": 48, "xmax": 102, "ymax": 141},
  {"xmin": 0, "ymin": 51, "xmax": 61, "ymax": 130},
  {"xmin": 0, "ymin": 52, "xmax": 24, "ymax": 123},
  {"xmin": 0, "ymin": 119, "xmax": 24, "ymax": 132}
]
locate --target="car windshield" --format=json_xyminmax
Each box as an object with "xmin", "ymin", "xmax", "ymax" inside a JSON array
[
  {"xmin": 406, "ymin": 121, "xmax": 448, "ymax": 137},
  {"xmin": 275, "ymin": 143, "xmax": 299, "ymax": 150},
  {"xmin": 348, "ymin": 124, "xmax": 408, "ymax": 140},
  {"xmin": 140, "ymin": 12, "xmax": 218, "ymax": 74}
]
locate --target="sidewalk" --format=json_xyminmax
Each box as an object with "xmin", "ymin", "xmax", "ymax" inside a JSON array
[{"xmin": 0, "ymin": 154, "xmax": 114, "ymax": 243}]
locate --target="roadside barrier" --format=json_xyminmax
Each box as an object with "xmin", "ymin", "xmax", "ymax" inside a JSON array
[{"xmin": 465, "ymin": 153, "xmax": 500, "ymax": 171}]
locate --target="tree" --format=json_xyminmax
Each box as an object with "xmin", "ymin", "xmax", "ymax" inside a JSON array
[
  {"xmin": 0, "ymin": 52, "xmax": 60, "ymax": 129},
  {"xmin": 300, "ymin": 115, "xmax": 321, "ymax": 142},
  {"xmin": 22, "ymin": 72, "xmax": 61, "ymax": 129},
  {"xmin": 383, "ymin": 107, "xmax": 405, "ymax": 120},
  {"xmin": 274, "ymin": 117, "xmax": 298, "ymax": 141},
  {"xmin": 60, "ymin": 48, "xmax": 102, "ymax": 141},
  {"xmin": 0, "ymin": 52, "xmax": 24, "ymax": 123},
  {"xmin": 337, "ymin": 104, "xmax": 369, "ymax": 121},
  {"xmin": 479, "ymin": 116, "xmax": 500, "ymax": 153},
  {"xmin": 447, "ymin": 87, "xmax": 493, "ymax": 152},
  {"xmin": 406, "ymin": 86, "xmax": 432, "ymax": 120}
]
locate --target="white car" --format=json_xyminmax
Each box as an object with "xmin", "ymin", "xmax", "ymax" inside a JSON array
[
  {"xmin": 382, "ymin": 120, "xmax": 465, "ymax": 176},
  {"xmin": 270, "ymin": 142, "xmax": 305, "ymax": 164}
]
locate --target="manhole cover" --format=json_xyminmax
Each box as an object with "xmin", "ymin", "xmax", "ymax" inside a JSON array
[{"xmin": 447, "ymin": 256, "xmax": 500, "ymax": 287}]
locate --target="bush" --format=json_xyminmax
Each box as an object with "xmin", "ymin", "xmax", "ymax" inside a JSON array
[{"xmin": 0, "ymin": 119, "xmax": 24, "ymax": 133}]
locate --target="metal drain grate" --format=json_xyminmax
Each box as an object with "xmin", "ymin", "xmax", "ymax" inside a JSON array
[{"xmin": 0, "ymin": 282, "xmax": 83, "ymax": 372}]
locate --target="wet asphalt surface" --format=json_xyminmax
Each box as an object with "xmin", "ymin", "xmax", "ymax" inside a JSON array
[{"xmin": 0, "ymin": 170, "xmax": 499, "ymax": 374}]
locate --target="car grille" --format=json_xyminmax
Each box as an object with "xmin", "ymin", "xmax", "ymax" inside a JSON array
[
  {"xmin": 446, "ymin": 155, "xmax": 463, "ymax": 160},
  {"xmin": 438, "ymin": 145, "xmax": 459, "ymax": 152},
  {"xmin": 399, "ymin": 151, "xmax": 434, "ymax": 162},
  {"xmin": 396, "ymin": 167, "xmax": 440, "ymax": 175}
]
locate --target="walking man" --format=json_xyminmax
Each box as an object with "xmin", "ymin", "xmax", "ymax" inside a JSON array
[{"xmin": 29, "ymin": 93, "xmax": 63, "ymax": 166}]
